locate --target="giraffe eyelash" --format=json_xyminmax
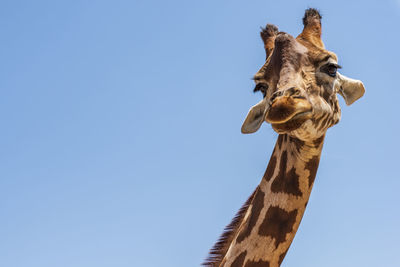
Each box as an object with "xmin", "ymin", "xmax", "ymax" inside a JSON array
[{"xmin": 253, "ymin": 83, "xmax": 269, "ymax": 95}]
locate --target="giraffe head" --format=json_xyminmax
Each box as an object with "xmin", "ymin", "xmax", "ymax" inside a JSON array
[{"xmin": 241, "ymin": 9, "xmax": 365, "ymax": 141}]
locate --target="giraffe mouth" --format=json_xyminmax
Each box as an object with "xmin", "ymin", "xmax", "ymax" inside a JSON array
[
  {"xmin": 270, "ymin": 110, "xmax": 313, "ymax": 132},
  {"xmin": 266, "ymin": 108, "xmax": 312, "ymax": 124}
]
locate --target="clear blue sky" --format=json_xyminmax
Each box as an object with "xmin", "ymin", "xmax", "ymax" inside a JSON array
[{"xmin": 1, "ymin": 1, "xmax": 400, "ymax": 266}]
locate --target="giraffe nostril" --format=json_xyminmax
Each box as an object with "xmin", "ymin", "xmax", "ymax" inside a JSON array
[
  {"xmin": 287, "ymin": 87, "xmax": 301, "ymax": 96},
  {"xmin": 270, "ymin": 91, "xmax": 283, "ymax": 104}
]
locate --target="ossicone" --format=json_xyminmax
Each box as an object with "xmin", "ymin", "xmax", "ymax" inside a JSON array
[{"xmin": 260, "ymin": 24, "xmax": 278, "ymax": 59}]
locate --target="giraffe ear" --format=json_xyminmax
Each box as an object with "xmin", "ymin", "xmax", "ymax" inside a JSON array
[
  {"xmin": 336, "ymin": 73, "xmax": 365, "ymax": 106},
  {"xmin": 241, "ymin": 98, "xmax": 268, "ymax": 134}
]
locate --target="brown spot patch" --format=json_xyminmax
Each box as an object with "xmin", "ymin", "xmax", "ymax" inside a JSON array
[
  {"xmin": 305, "ymin": 156, "xmax": 320, "ymax": 188},
  {"xmin": 263, "ymin": 155, "xmax": 277, "ymax": 182},
  {"xmin": 237, "ymin": 189, "xmax": 265, "ymax": 243},
  {"xmin": 231, "ymin": 251, "xmax": 247, "ymax": 267},
  {"xmin": 259, "ymin": 206, "xmax": 298, "ymax": 248},
  {"xmin": 271, "ymin": 151, "xmax": 302, "ymax": 196},
  {"xmin": 245, "ymin": 259, "xmax": 270, "ymax": 267}
]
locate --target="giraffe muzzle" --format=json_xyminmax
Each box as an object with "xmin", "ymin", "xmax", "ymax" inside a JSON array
[{"xmin": 265, "ymin": 95, "xmax": 312, "ymax": 124}]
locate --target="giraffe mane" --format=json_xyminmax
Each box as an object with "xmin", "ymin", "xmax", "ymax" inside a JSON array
[{"xmin": 202, "ymin": 189, "xmax": 257, "ymax": 266}]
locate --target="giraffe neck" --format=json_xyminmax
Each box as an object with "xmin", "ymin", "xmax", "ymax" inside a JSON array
[{"xmin": 222, "ymin": 134, "xmax": 325, "ymax": 267}]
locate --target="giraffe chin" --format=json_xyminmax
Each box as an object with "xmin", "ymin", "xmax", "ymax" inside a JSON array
[{"xmin": 270, "ymin": 111, "xmax": 312, "ymax": 133}]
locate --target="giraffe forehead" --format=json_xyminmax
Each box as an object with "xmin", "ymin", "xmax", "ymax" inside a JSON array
[
  {"xmin": 255, "ymin": 34, "xmax": 337, "ymax": 89},
  {"xmin": 255, "ymin": 34, "xmax": 307, "ymax": 81}
]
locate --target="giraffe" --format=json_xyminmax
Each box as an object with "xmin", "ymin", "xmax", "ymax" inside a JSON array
[{"xmin": 203, "ymin": 8, "xmax": 365, "ymax": 267}]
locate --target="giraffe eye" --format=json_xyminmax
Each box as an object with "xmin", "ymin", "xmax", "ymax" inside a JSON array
[
  {"xmin": 321, "ymin": 63, "xmax": 341, "ymax": 78},
  {"xmin": 327, "ymin": 65, "xmax": 337, "ymax": 77}
]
